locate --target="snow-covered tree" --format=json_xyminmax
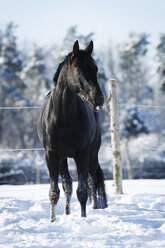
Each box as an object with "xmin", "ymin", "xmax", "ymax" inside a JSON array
[
  {"xmin": 0, "ymin": 23, "xmax": 27, "ymax": 107},
  {"xmin": 156, "ymin": 33, "xmax": 165, "ymax": 92},
  {"xmin": 108, "ymin": 33, "xmax": 152, "ymax": 104},
  {"xmin": 0, "ymin": 29, "xmax": 3, "ymax": 60},
  {"xmin": 22, "ymin": 45, "xmax": 51, "ymax": 104},
  {"xmin": 0, "ymin": 23, "xmax": 36, "ymax": 149},
  {"xmin": 19, "ymin": 45, "xmax": 52, "ymax": 149},
  {"xmin": 0, "ymin": 23, "xmax": 29, "ymax": 148},
  {"xmin": 118, "ymin": 33, "xmax": 152, "ymax": 102},
  {"xmin": 107, "ymin": 33, "xmax": 153, "ymax": 140},
  {"xmin": 120, "ymin": 102, "xmax": 148, "ymax": 139},
  {"xmin": 153, "ymin": 33, "xmax": 165, "ymax": 135},
  {"xmin": 119, "ymin": 100, "xmax": 149, "ymax": 179},
  {"xmin": 63, "ymin": 26, "xmax": 94, "ymax": 50}
]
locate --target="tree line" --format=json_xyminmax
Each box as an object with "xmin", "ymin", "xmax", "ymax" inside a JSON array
[{"xmin": 0, "ymin": 23, "xmax": 164, "ymax": 150}]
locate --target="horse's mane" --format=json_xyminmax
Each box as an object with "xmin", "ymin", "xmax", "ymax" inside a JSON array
[{"xmin": 53, "ymin": 53, "xmax": 72, "ymax": 86}]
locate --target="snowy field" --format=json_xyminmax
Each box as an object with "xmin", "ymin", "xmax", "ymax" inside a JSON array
[{"xmin": 0, "ymin": 180, "xmax": 165, "ymax": 248}]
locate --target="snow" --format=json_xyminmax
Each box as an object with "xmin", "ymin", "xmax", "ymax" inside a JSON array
[{"xmin": 0, "ymin": 180, "xmax": 165, "ymax": 248}]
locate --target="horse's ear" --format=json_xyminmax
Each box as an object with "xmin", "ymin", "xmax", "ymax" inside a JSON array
[
  {"xmin": 73, "ymin": 40, "xmax": 79, "ymax": 55},
  {"xmin": 85, "ymin": 41, "xmax": 93, "ymax": 55}
]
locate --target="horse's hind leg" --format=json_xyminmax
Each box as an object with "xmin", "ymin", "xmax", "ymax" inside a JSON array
[
  {"xmin": 46, "ymin": 150, "xmax": 60, "ymax": 222},
  {"xmin": 89, "ymin": 153, "xmax": 107, "ymax": 209},
  {"xmin": 60, "ymin": 159, "xmax": 72, "ymax": 215},
  {"xmin": 87, "ymin": 173, "xmax": 98, "ymax": 209}
]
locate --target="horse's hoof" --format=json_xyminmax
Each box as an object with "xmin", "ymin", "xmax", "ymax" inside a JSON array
[
  {"xmin": 81, "ymin": 211, "xmax": 87, "ymax": 217},
  {"xmin": 51, "ymin": 218, "xmax": 55, "ymax": 222},
  {"xmin": 65, "ymin": 207, "xmax": 71, "ymax": 215},
  {"xmin": 50, "ymin": 204, "xmax": 56, "ymax": 222}
]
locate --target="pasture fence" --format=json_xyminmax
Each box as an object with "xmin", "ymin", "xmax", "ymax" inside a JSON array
[{"xmin": 0, "ymin": 80, "xmax": 165, "ymax": 186}]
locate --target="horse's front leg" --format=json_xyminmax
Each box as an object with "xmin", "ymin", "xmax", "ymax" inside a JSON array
[
  {"xmin": 74, "ymin": 152, "xmax": 89, "ymax": 217},
  {"xmin": 46, "ymin": 150, "xmax": 61, "ymax": 222},
  {"xmin": 60, "ymin": 159, "xmax": 72, "ymax": 215}
]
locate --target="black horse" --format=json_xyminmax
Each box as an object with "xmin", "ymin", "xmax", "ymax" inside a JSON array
[{"xmin": 39, "ymin": 40, "xmax": 107, "ymax": 221}]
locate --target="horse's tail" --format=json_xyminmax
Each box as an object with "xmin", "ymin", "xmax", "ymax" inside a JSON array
[
  {"xmin": 96, "ymin": 165, "xmax": 108, "ymax": 209},
  {"xmin": 87, "ymin": 165, "xmax": 108, "ymax": 209}
]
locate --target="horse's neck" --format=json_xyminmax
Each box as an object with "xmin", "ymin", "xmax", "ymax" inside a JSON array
[{"xmin": 53, "ymin": 78, "xmax": 77, "ymax": 123}]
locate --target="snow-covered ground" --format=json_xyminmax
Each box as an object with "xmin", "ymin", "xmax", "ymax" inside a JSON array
[{"xmin": 0, "ymin": 180, "xmax": 165, "ymax": 248}]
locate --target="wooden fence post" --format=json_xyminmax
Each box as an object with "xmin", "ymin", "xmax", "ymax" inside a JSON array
[
  {"xmin": 108, "ymin": 79, "xmax": 123, "ymax": 194},
  {"xmin": 36, "ymin": 164, "xmax": 41, "ymax": 184}
]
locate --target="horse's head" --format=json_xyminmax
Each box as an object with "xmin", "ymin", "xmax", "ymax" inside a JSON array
[{"xmin": 66, "ymin": 40, "xmax": 104, "ymax": 111}]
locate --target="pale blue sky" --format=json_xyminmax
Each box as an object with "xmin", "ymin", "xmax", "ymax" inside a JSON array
[{"xmin": 0, "ymin": 0, "xmax": 165, "ymax": 48}]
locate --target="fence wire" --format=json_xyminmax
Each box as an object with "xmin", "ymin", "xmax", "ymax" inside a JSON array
[
  {"xmin": 0, "ymin": 106, "xmax": 41, "ymax": 110},
  {"xmin": 0, "ymin": 102, "xmax": 164, "ymax": 152}
]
